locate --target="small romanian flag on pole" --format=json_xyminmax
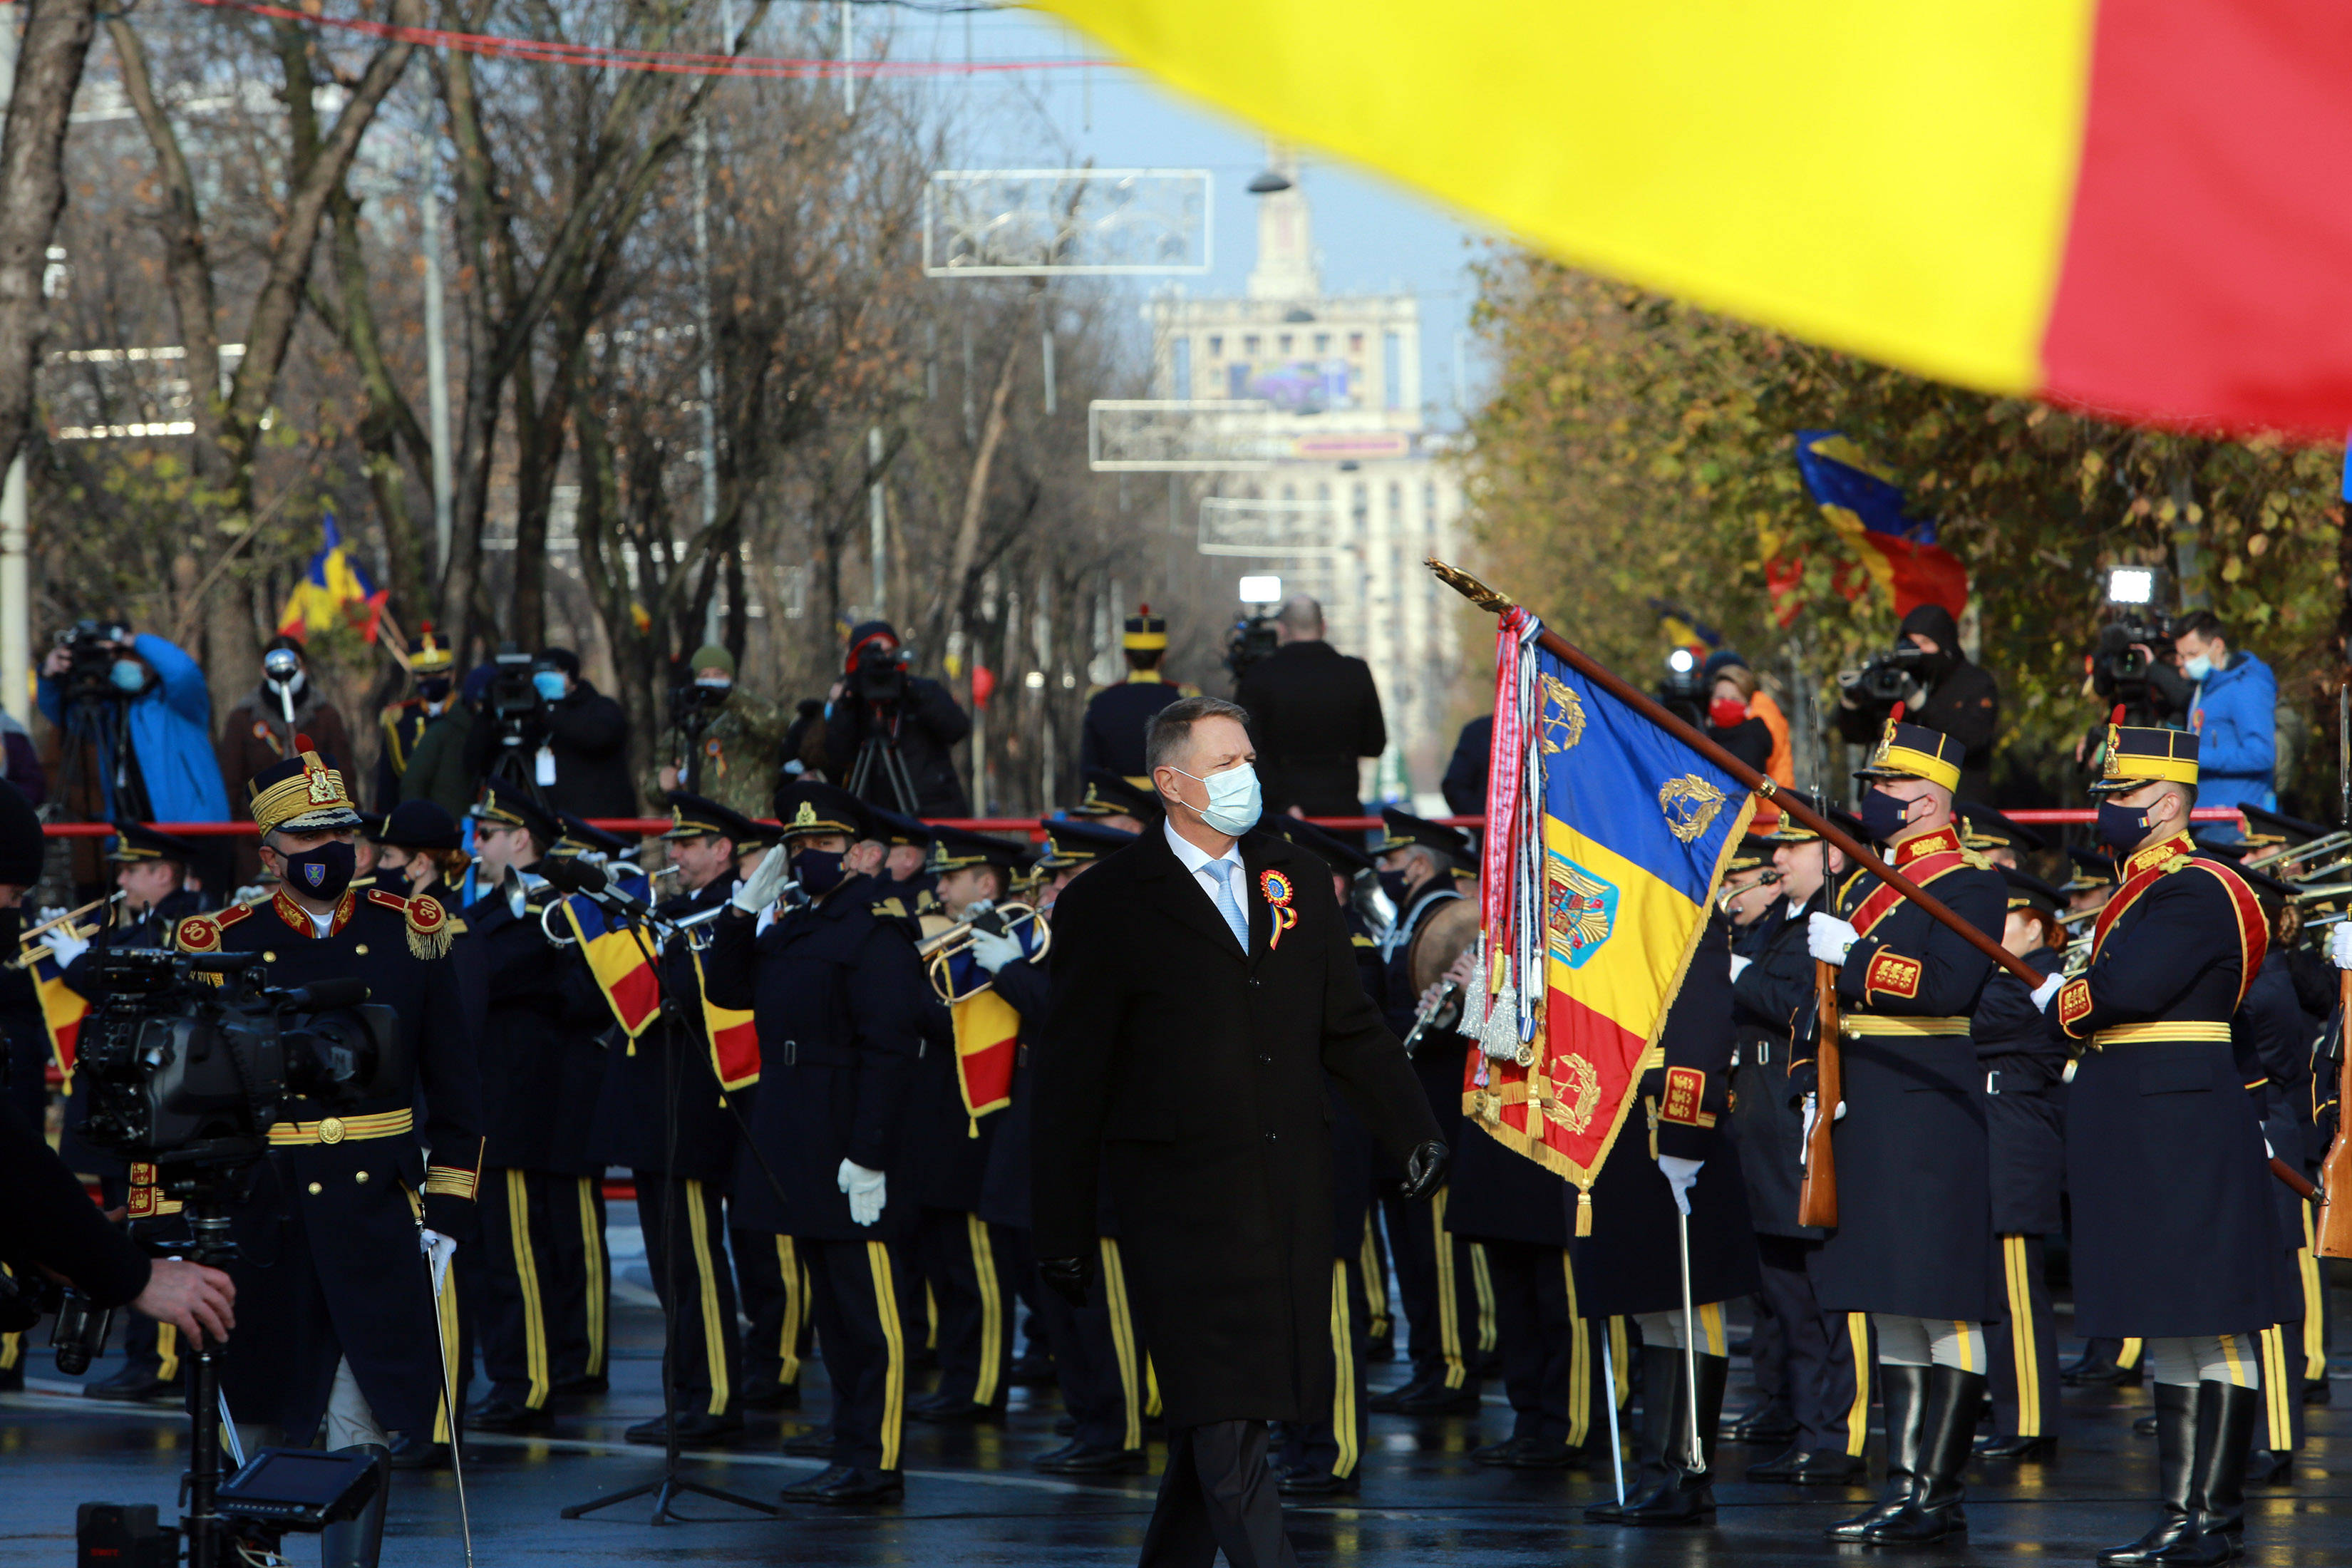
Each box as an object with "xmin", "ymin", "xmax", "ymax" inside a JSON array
[
  {"xmin": 1464, "ymin": 609, "xmax": 1754, "ymax": 1233},
  {"xmin": 28, "ymin": 947, "xmax": 88, "ymax": 1090},
  {"xmin": 278, "ymin": 514, "xmax": 389, "ymax": 641}
]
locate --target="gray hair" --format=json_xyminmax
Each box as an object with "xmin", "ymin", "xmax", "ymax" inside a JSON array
[
  {"xmin": 1275, "ymin": 594, "xmax": 1324, "ymax": 638},
  {"xmin": 1145, "ymin": 695, "xmax": 1252, "ymax": 778}
]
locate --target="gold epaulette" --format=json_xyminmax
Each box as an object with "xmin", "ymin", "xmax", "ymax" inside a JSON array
[
  {"xmin": 367, "ymin": 887, "xmax": 454, "ymax": 959},
  {"xmin": 872, "ymin": 896, "xmax": 907, "ymax": 919},
  {"xmin": 173, "ymin": 901, "xmax": 253, "ymax": 954},
  {"xmin": 1351, "ymin": 932, "xmax": 1377, "ymax": 949}
]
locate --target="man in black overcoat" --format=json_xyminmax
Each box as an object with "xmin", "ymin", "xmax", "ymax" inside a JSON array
[{"xmin": 1031, "ymin": 696, "xmax": 1445, "ymax": 1568}]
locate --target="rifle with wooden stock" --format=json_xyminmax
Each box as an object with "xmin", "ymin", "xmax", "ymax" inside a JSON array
[
  {"xmin": 2319, "ymin": 970, "xmax": 2352, "ymax": 1256},
  {"xmin": 1799, "ymin": 960, "xmax": 1842, "ymax": 1228}
]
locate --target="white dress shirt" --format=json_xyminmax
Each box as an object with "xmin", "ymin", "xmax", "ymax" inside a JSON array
[{"xmin": 1164, "ymin": 817, "xmax": 1249, "ymax": 949}]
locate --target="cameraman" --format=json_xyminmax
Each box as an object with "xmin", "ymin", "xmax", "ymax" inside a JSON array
[
  {"xmin": 38, "ymin": 621, "xmax": 229, "ymax": 826},
  {"xmin": 1234, "ymin": 594, "xmax": 1387, "ymax": 817},
  {"xmin": 2176, "ymin": 610, "xmax": 2278, "ymax": 832},
  {"xmin": 462, "ymin": 647, "xmax": 635, "ymax": 818},
  {"xmin": 648, "ymin": 644, "xmax": 782, "ymax": 820},
  {"xmin": 1835, "ymin": 603, "xmax": 1998, "ymax": 802},
  {"xmin": 820, "ymin": 620, "xmax": 973, "ymax": 816}
]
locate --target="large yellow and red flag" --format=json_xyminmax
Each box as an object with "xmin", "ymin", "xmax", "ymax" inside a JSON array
[
  {"xmin": 691, "ymin": 949, "xmax": 762, "ymax": 1092},
  {"xmin": 560, "ymin": 899, "xmax": 660, "ymax": 1040},
  {"xmin": 1038, "ymin": 1, "xmax": 2352, "ymax": 435}
]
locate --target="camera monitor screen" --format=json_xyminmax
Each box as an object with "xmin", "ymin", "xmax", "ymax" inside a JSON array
[{"xmin": 222, "ymin": 1450, "xmax": 372, "ymax": 1507}]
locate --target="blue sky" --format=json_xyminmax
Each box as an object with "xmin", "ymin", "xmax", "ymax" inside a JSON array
[{"xmin": 899, "ymin": 6, "xmax": 1497, "ymax": 423}]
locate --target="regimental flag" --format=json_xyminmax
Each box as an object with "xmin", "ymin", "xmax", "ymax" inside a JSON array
[
  {"xmin": 1785, "ymin": 433, "xmax": 1969, "ymax": 624},
  {"xmin": 950, "ymin": 989, "xmax": 1019, "ymax": 1127},
  {"xmin": 690, "ymin": 949, "xmax": 760, "ymax": 1091},
  {"xmin": 277, "ymin": 514, "xmax": 388, "ymax": 641},
  {"xmin": 559, "ymin": 898, "xmax": 660, "ymax": 1040},
  {"xmin": 1467, "ymin": 614, "xmax": 1755, "ymax": 1230},
  {"xmin": 1038, "ymin": 2, "xmax": 2352, "ymax": 438},
  {"xmin": 28, "ymin": 948, "xmax": 88, "ymax": 1090}
]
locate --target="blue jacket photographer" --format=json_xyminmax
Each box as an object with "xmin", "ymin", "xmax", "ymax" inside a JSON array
[
  {"xmin": 2175, "ymin": 610, "xmax": 2276, "ymax": 827},
  {"xmin": 37, "ymin": 624, "xmax": 230, "ymax": 823},
  {"xmin": 820, "ymin": 620, "xmax": 973, "ymax": 816},
  {"xmin": 460, "ymin": 646, "xmax": 635, "ymax": 817}
]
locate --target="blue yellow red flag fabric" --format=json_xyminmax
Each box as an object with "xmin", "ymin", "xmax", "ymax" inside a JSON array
[
  {"xmin": 689, "ymin": 949, "xmax": 760, "ymax": 1091},
  {"xmin": 951, "ymin": 989, "xmax": 1019, "ymax": 1125},
  {"xmin": 1788, "ymin": 432, "xmax": 1969, "ymax": 623},
  {"xmin": 1465, "ymin": 610, "xmax": 1755, "ymax": 1224},
  {"xmin": 277, "ymin": 514, "xmax": 388, "ymax": 641},
  {"xmin": 559, "ymin": 898, "xmax": 660, "ymax": 1040},
  {"xmin": 28, "ymin": 947, "xmax": 88, "ymax": 1090}
]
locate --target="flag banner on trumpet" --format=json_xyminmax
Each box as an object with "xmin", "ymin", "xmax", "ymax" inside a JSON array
[
  {"xmin": 951, "ymin": 989, "xmax": 1020, "ymax": 1126},
  {"xmin": 1465, "ymin": 608, "xmax": 1755, "ymax": 1232},
  {"xmin": 691, "ymin": 949, "xmax": 762, "ymax": 1092},
  {"xmin": 559, "ymin": 898, "xmax": 660, "ymax": 1040},
  {"xmin": 28, "ymin": 948, "xmax": 88, "ymax": 1090}
]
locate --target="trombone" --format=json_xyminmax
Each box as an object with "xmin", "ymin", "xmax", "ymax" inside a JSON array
[
  {"xmin": 10, "ymin": 892, "xmax": 125, "ymax": 967},
  {"xmin": 915, "ymin": 899, "xmax": 1050, "ymax": 1005},
  {"xmin": 2243, "ymin": 829, "xmax": 2352, "ymax": 873}
]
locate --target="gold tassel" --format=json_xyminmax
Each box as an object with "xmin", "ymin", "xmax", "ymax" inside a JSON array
[
  {"xmin": 967, "ymin": 1116, "xmax": 979, "ymax": 1140},
  {"xmin": 1576, "ymin": 1188, "xmax": 1593, "ymax": 1237},
  {"xmin": 404, "ymin": 894, "xmax": 455, "ymax": 960}
]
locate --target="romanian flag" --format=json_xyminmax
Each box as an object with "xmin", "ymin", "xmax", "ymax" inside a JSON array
[
  {"xmin": 951, "ymin": 989, "xmax": 1019, "ymax": 1126},
  {"xmin": 277, "ymin": 514, "xmax": 388, "ymax": 641},
  {"xmin": 28, "ymin": 949, "xmax": 87, "ymax": 1089},
  {"xmin": 559, "ymin": 899, "xmax": 660, "ymax": 1040},
  {"xmin": 1789, "ymin": 432, "xmax": 1969, "ymax": 624},
  {"xmin": 1468, "ymin": 614, "xmax": 1754, "ymax": 1227},
  {"xmin": 690, "ymin": 950, "xmax": 760, "ymax": 1092},
  {"xmin": 1040, "ymin": 1, "xmax": 2352, "ymax": 436}
]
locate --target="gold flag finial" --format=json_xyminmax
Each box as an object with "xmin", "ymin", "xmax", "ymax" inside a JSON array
[{"xmin": 1425, "ymin": 558, "xmax": 1515, "ymax": 614}]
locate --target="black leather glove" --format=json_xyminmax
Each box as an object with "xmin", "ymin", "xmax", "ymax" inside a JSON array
[
  {"xmin": 1038, "ymin": 1254, "xmax": 1095, "ymax": 1307},
  {"xmin": 1401, "ymin": 1139, "xmax": 1449, "ymax": 1201}
]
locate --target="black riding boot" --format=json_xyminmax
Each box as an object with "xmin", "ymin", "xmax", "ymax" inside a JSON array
[
  {"xmin": 1621, "ymin": 1351, "xmax": 1728, "ymax": 1525},
  {"xmin": 2164, "ymin": 1381, "xmax": 2258, "ymax": 1564},
  {"xmin": 2098, "ymin": 1383, "xmax": 2199, "ymax": 1564},
  {"xmin": 1827, "ymin": 1363, "xmax": 1926, "ymax": 1541},
  {"xmin": 1859, "ymin": 1365, "xmax": 1981, "ymax": 1544},
  {"xmin": 1586, "ymin": 1345, "xmax": 1680, "ymax": 1522},
  {"xmin": 320, "ymin": 1444, "xmax": 391, "ymax": 1568}
]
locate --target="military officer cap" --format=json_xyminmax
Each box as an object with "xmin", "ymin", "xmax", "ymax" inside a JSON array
[
  {"xmin": 355, "ymin": 810, "xmax": 388, "ymax": 842},
  {"xmin": 1378, "ymin": 805, "xmax": 1475, "ymax": 870},
  {"xmin": 2236, "ymin": 864, "xmax": 2297, "ymax": 908},
  {"xmin": 928, "ymin": 822, "xmax": 1029, "ymax": 875},
  {"xmin": 773, "ymin": 778, "xmax": 868, "ymax": 843},
  {"xmin": 2235, "ymin": 804, "xmax": 2331, "ymax": 850},
  {"xmin": 1758, "ymin": 792, "xmax": 1867, "ymax": 849},
  {"xmin": 865, "ymin": 807, "xmax": 933, "ymax": 850},
  {"xmin": 406, "ymin": 626, "xmax": 456, "ymax": 675},
  {"xmin": 2000, "ymin": 867, "xmax": 2064, "ymax": 917},
  {"xmin": 1853, "ymin": 719, "xmax": 1963, "ymax": 793},
  {"xmin": 2088, "ymin": 723, "xmax": 2198, "ymax": 795},
  {"xmin": 1122, "ymin": 603, "xmax": 1169, "ymax": 652},
  {"xmin": 1068, "ymin": 769, "xmax": 1162, "ymax": 822},
  {"xmin": 1958, "ymin": 800, "xmax": 2046, "ymax": 855},
  {"xmin": 661, "ymin": 790, "xmax": 767, "ymax": 848},
  {"xmin": 1726, "ymin": 834, "xmax": 1776, "ymax": 875},
  {"xmin": 1036, "ymin": 816, "xmax": 1137, "ymax": 872},
  {"xmin": 107, "ymin": 820, "xmax": 202, "ymax": 865},
  {"xmin": 2059, "ymin": 845, "xmax": 2118, "ymax": 893},
  {"xmin": 470, "ymin": 780, "xmax": 564, "ymax": 847},
  {"xmin": 1262, "ymin": 813, "xmax": 1376, "ymax": 877},
  {"xmin": 555, "ymin": 811, "xmax": 637, "ymax": 860},
  {"xmin": 378, "ymin": 799, "xmax": 463, "ymax": 852},
  {"xmin": 247, "ymin": 751, "xmax": 365, "ymax": 835}
]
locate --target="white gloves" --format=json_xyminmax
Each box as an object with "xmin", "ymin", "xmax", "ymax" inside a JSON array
[
  {"xmin": 40, "ymin": 923, "xmax": 91, "ymax": 968},
  {"xmin": 1728, "ymin": 954, "xmax": 1752, "ymax": 982},
  {"xmin": 837, "ymin": 1158, "xmax": 887, "ymax": 1226},
  {"xmin": 2331, "ymin": 924, "xmax": 2352, "ymax": 970},
  {"xmin": 418, "ymin": 1228, "xmax": 456, "ymax": 1296},
  {"xmin": 1799, "ymin": 1092, "xmax": 1848, "ymax": 1151},
  {"xmin": 968, "ymin": 928, "xmax": 1023, "ymax": 974},
  {"xmin": 2029, "ymin": 973, "xmax": 2065, "ymax": 1011},
  {"xmin": 1657, "ymin": 1154, "xmax": 1703, "ymax": 1216},
  {"xmin": 1807, "ymin": 913, "xmax": 1859, "ymax": 965},
  {"xmin": 733, "ymin": 845, "xmax": 794, "ymax": 914}
]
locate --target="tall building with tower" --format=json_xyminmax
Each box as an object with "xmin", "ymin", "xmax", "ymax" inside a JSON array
[{"xmin": 1144, "ymin": 148, "xmax": 1465, "ymax": 805}]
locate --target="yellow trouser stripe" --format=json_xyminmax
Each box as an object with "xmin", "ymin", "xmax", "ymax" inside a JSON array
[
  {"xmin": 577, "ymin": 1178, "xmax": 607, "ymax": 1377},
  {"xmin": 1470, "ymin": 1242, "xmax": 1497, "ymax": 1354},
  {"xmin": 2301, "ymin": 1205, "xmax": 2327, "ymax": 1382},
  {"xmin": 432, "ymin": 1267, "xmax": 461, "ymax": 1443},
  {"xmin": 2003, "ymin": 1237, "xmax": 2040, "ymax": 1437},
  {"xmin": 1845, "ymin": 1314, "xmax": 1872, "ymax": 1455},
  {"xmin": 684, "ymin": 1181, "xmax": 731, "ymax": 1416},
  {"xmin": 507, "ymin": 1170, "xmax": 550, "ymax": 1408},
  {"xmin": 775, "ymin": 1237, "xmax": 803, "ymax": 1385},
  {"xmin": 2217, "ymin": 1332, "xmax": 2249, "ymax": 1388},
  {"xmin": 867, "ymin": 1241, "xmax": 905, "ymax": 1471},
  {"xmin": 924, "ymin": 1281, "xmax": 939, "ymax": 1351},
  {"xmin": 1951, "ymin": 1319, "xmax": 1981, "ymax": 1375},
  {"xmin": 1430, "ymin": 1185, "xmax": 1465, "ymax": 1388},
  {"xmin": 968, "ymin": 1215, "xmax": 1005, "ymax": 1408},
  {"xmin": 2118, "ymin": 1337, "xmax": 2144, "ymax": 1370},
  {"xmin": 155, "ymin": 1321, "xmax": 180, "ymax": 1384},
  {"xmin": 2261, "ymin": 1326, "xmax": 2292, "ymax": 1449},
  {"xmin": 1329, "ymin": 1259, "xmax": 1359, "ymax": 1479},
  {"xmin": 1100, "ymin": 1239, "xmax": 1144, "ymax": 1450},
  {"xmin": 1145, "ymin": 1353, "xmax": 1162, "ymax": 1420},
  {"xmin": 1609, "ymin": 1316, "xmax": 1631, "ymax": 1409},
  {"xmin": 1696, "ymin": 1300, "xmax": 1728, "ymax": 1358},
  {"xmin": 1361, "ymin": 1217, "xmax": 1389, "ymax": 1336},
  {"xmin": 1563, "ymin": 1254, "xmax": 1592, "ymax": 1446}
]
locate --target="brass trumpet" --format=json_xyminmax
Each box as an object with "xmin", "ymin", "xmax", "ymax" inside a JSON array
[
  {"xmin": 9, "ymin": 891, "xmax": 125, "ymax": 966},
  {"xmin": 915, "ymin": 900, "xmax": 1050, "ymax": 1005}
]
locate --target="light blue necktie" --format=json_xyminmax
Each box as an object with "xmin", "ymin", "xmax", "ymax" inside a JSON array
[{"xmin": 1207, "ymin": 857, "xmax": 1249, "ymax": 952}]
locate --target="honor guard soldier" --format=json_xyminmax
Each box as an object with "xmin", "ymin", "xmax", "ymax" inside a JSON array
[
  {"xmin": 862, "ymin": 808, "xmax": 938, "ymax": 915},
  {"xmin": 1804, "ymin": 721, "xmax": 2005, "ymax": 1544},
  {"xmin": 1080, "ymin": 605, "xmax": 1195, "ymax": 784},
  {"xmin": 1066, "ymin": 769, "xmax": 1162, "ymax": 835},
  {"xmin": 1369, "ymin": 805, "xmax": 1486, "ymax": 1416},
  {"xmin": 1971, "ymin": 869, "xmax": 2070, "ymax": 1463},
  {"xmin": 366, "ymin": 800, "xmax": 469, "ymax": 904},
  {"xmin": 702, "ymin": 780, "xmax": 930, "ymax": 1507},
  {"xmin": 170, "ymin": 752, "xmax": 480, "ymax": 1524},
  {"xmin": 1733, "ymin": 804, "xmax": 1869, "ymax": 1485},
  {"xmin": 458, "ymin": 783, "xmax": 608, "ymax": 1434},
  {"xmin": 904, "ymin": 822, "xmax": 1042, "ymax": 1423},
  {"xmin": 373, "ymin": 629, "xmax": 458, "ymax": 809},
  {"xmin": 971, "ymin": 816, "xmax": 1147, "ymax": 1475},
  {"xmin": 2053, "ymin": 726, "xmax": 2280, "ymax": 1566}
]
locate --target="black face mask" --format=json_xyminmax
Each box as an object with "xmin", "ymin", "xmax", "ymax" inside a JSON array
[
  {"xmin": 1858, "ymin": 788, "xmax": 1914, "ymax": 845},
  {"xmin": 279, "ymin": 839, "xmax": 356, "ymax": 903},
  {"xmin": 1378, "ymin": 869, "xmax": 1413, "ymax": 908},
  {"xmin": 417, "ymin": 676, "xmax": 453, "ymax": 704},
  {"xmin": 2096, "ymin": 799, "xmax": 2150, "ymax": 853},
  {"xmin": 793, "ymin": 847, "xmax": 847, "ymax": 897},
  {"xmin": 1912, "ymin": 647, "xmax": 1954, "ymax": 682}
]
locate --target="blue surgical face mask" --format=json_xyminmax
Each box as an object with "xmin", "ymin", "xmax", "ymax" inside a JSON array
[
  {"xmin": 2183, "ymin": 654, "xmax": 2214, "ymax": 683},
  {"xmin": 1857, "ymin": 787, "xmax": 1915, "ymax": 845},
  {"xmin": 532, "ymin": 671, "xmax": 567, "ymax": 701},
  {"xmin": 1171, "ymin": 763, "xmax": 1263, "ymax": 836},
  {"xmin": 2097, "ymin": 798, "xmax": 2152, "ymax": 852},
  {"xmin": 110, "ymin": 659, "xmax": 146, "ymax": 693}
]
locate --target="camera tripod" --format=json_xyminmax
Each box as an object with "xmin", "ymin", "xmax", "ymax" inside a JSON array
[
  {"xmin": 845, "ymin": 728, "xmax": 921, "ymax": 816},
  {"xmin": 148, "ymin": 1156, "xmax": 257, "ymax": 1568},
  {"xmin": 54, "ymin": 691, "xmax": 145, "ymax": 826}
]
